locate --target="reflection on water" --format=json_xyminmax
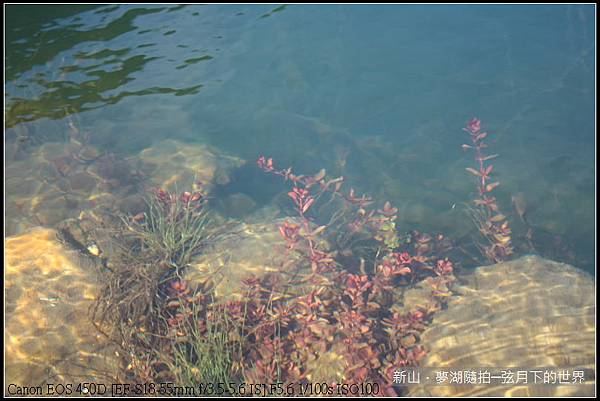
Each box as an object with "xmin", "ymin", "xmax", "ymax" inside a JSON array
[
  {"xmin": 4, "ymin": 4, "xmax": 596, "ymax": 395},
  {"xmin": 5, "ymin": 5, "xmax": 206, "ymax": 127}
]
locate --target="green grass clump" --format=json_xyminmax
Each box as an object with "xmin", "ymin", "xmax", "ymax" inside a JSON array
[
  {"xmin": 165, "ymin": 301, "xmax": 244, "ymax": 391},
  {"xmin": 132, "ymin": 190, "xmax": 214, "ymax": 268}
]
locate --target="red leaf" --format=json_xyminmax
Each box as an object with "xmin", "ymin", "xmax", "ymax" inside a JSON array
[
  {"xmin": 302, "ymin": 197, "xmax": 315, "ymax": 213},
  {"xmin": 287, "ymin": 191, "xmax": 299, "ymax": 203},
  {"xmin": 278, "ymin": 225, "xmax": 286, "ymax": 238},
  {"xmin": 485, "ymin": 182, "xmax": 500, "ymax": 192},
  {"xmin": 475, "ymin": 132, "xmax": 488, "ymax": 141}
]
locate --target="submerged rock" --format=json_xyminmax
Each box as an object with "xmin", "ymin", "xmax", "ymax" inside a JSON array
[
  {"xmin": 5, "ymin": 137, "xmax": 246, "ymax": 242},
  {"xmin": 219, "ymin": 192, "xmax": 258, "ymax": 218},
  {"xmin": 136, "ymin": 139, "xmax": 245, "ymax": 194},
  {"xmin": 5, "ymin": 228, "xmax": 119, "ymax": 388},
  {"xmin": 304, "ymin": 342, "xmax": 349, "ymax": 383},
  {"xmin": 4, "ymin": 141, "xmax": 142, "ymax": 237},
  {"xmin": 408, "ymin": 255, "xmax": 595, "ymax": 397},
  {"xmin": 185, "ymin": 217, "xmax": 311, "ymax": 300}
]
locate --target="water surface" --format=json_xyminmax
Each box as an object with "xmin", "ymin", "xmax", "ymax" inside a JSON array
[{"xmin": 5, "ymin": 4, "xmax": 596, "ymax": 273}]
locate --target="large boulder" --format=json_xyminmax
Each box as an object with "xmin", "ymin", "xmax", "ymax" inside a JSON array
[
  {"xmin": 408, "ymin": 255, "xmax": 595, "ymax": 396},
  {"xmin": 5, "ymin": 228, "xmax": 120, "ymax": 390}
]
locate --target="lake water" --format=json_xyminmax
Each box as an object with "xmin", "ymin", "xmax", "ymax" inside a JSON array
[
  {"xmin": 6, "ymin": 4, "xmax": 595, "ymax": 273},
  {"xmin": 4, "ymin": 4, "xmax": 596, "ymax": 396}
]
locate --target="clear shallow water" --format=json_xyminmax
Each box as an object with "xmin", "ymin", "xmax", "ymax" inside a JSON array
[{"xmin": 5, "ymin": 4, "xmax": 596, "ymax": 273}]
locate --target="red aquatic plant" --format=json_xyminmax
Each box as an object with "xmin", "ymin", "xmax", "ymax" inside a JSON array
[
  {"xmin": 258, "ymin": 156, "xmax": 401, "ymax": 262},
  {"xmin": 434, "ymin": 258, "xmax": 453, "ymax": 276},
  {"xmin": 344, "ymin": 274, "xmax": 373, "ymax": 309},
  {"xmin": 382, "ymin": 252, "xmax": 413, "ymax": 276},
  {"xmin": 126, "ymin": 154, "xmax": 462, "ymax": 390},
  {"xmin": 462, "ymin": 118, "xmax": 513, "ymax": 263},
  {"xmin": 252, "ymin": 156, "xmax": 461, "ymax": 394}
]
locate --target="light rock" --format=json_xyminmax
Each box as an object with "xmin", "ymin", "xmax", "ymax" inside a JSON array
[
  {"xmin": 186, "ymin": 219, "xmax": 310, "ymax": 300},
  {"xmin": 136, "ymin": 139, "xmax": 245, "ymax": 194},
  {"xmin": 5, "ymin": 228, "xmax": 119, "ymax": 387},
  {"xmin": 408, "ymin": 255, "xmax": 595, "ymax": 396}
]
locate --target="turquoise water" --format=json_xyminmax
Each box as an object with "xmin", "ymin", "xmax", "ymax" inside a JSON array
[{"xmin": 5, "ymin": 4, "xmax": 596, "ymax": 273}]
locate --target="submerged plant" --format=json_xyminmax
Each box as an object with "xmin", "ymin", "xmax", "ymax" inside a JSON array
[
  {"xmin": 462, "ymin": 118, "xmax": 513, "ymax": 263},
  {"xmin": 164, "ymin": 293, "xmax": 243, "ymax": 388},
  {"xmin": 254, "ymin": 156, "xmax": 457, "ymax": 395},
  {"xmin": 130, "ymin": 188, "xmax": 213, "ymax": 268},
  {"xmin": 92, "ymin": 159, "xmax": 458, "ymax": 395},
  {"xmin": 90, "ymin": 186, "xmax": 223, "ymax": 387}
]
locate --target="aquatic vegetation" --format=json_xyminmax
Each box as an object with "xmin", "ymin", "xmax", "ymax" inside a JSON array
[
  {"xmin": 462, "ymin": 118, "xmax": 513, "ymax": 263},
  {"xmin": 127, "ymin": 188, "xmax": 213, "ymax": 268},
  {"xmin": 90, "ymin": 186, "xmax": 222, "ymax": 386},
  {"xmin": 91, "ymin": 158, "xmax": 458, "ymax": 395},
  {"xmin": 97, "ymin": 157, "xmax": 456, "ymax": 392},
  {"xmin": 162, "ymin": 291, "xmax": 243, "ymax": 388},
  {"xmin": 255, "ymin": 156, "xmax": 457, "ymax": 394}
]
